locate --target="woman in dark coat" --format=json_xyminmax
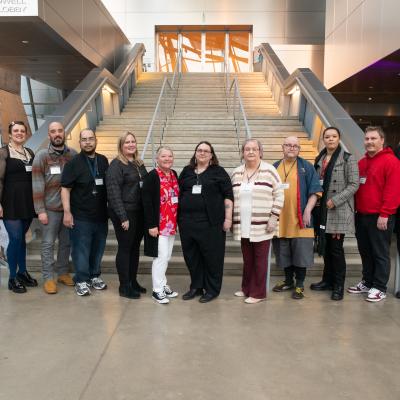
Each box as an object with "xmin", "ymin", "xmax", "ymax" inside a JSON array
[
  {"xmin": 0, "ymin": 121, "xmax": 37, "ymax": 293},
  {"xmin": 178, "ymin": 141, "xmax": 233, "ymax": 303},
  {"xmin": 142, "ymin": 146, "xmax": 179, "ymax": 304},
  {"xmin": 106, "ymin": 131, "xmax": 147, "ymax": 299}
]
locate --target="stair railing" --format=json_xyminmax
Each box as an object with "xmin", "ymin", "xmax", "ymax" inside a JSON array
[
  {"xmin": 228, "ymin": 77, "xmax": 252, "ymax": 153},
  {"xmin": 140, "ymin": 49, "xmax": 182, "ymax": 165},
  {"xmin": 258, "ymin": 43, "xmax": 364, "ymax": 159}
]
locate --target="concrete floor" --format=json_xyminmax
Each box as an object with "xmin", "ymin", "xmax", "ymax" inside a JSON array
[{"xmin": 0, "ymin": 269, "xmax": 400, "ymax": 400}]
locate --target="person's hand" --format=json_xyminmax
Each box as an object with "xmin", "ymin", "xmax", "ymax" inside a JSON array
[
  {"xmin": 266, "ymin": 218, "xmax": 277, "ymax": 233},
  {"xmin": 38, "ymin": 212, "xmax": 49, "ymax": 225},
  {"xmin": 377, "ymin": 216, "xmax": 388, "ymax": 231},
  {"xmin": 121, "ymin": 220, "xmax": 129, "ymax": 231},
  {"xmin": 326, "ymin": 199, "xmax": 335, "ymax": 209},
  {"xmin": 149, "ymin": 227, "xmax": 159, "ymax": 237},
  {"xmin": 63, "ymin": 211, "xmax": 74, "ymax": 228},
  {"xmin": 303, "ymin": 208, "xmax": 312, "ymax": 227},
  {"xmin": 223, "ymin": 219, "xmax": 232, "ymax": 232}
]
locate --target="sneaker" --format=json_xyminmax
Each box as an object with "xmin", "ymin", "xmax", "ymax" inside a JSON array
[
  {"xmin": 90, "ymin": 277, "xmax": 107, "ymax": 290},
  {"xmin": 347, "ymin": 280, "xmax": 370, "ymax": 294},
  {"xmin": 292, "ymin": 287, "xmax": 304, "ymax": 300},
  {"xmin": 365, "ymin": 288, "xmax": 386, "ymax": 303},
  {"xmin": 244, "ymin": 297, "xmax": 265, "ymax": 304},
  {"xmin": 152, "ymin": 291, "xmax": 169, "ymax": 304},
  {"xmin": 75, "ymin": 282, "xmax": 91, "ymax": 296},
  {"xmin": 164, "ymin": 285, "xmax": 178, "ymax": 298},
  {"xmin": 273, "ymin": 281, "xmax": 294, "ymax": 292},
  {"xmin": 234, "ymin": 291, "xmax": 245, "ymax": 297}
]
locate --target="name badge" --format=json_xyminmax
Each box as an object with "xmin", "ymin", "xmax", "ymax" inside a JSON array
[
  {"xmin": 25, "ymin": 165, "xmax": 32, "ymax": 172},
  {"xmin": 281, "ymin": 183, "xmax": 290, "ymax": 190},
  {"xmin": 320, "ymin": 225, "xmax": 326, "ymax": 230},
  {"xmin": 171, "ymin": 196, "xmax": 178, "ymax": 204},
  {"xmin": 95, "ymin": 178, "xmax": 104, "ymax": 186},
  {"xmin": 139, "ymin": 181, "xmax": 143, "ymax": 188},
  {"xmin": 360, "ymin": 177, "xmax": 367, "ymax": 184},
  {"xmin": 319, "ymin": 179, "xmax": 324, "ymax": 186},
  {"xmin": 50, "ymin": 165, "xmax": 61, "ymax": 175},
  {"xmin": 192, "ymin": 185, "xmax": 202, "ymax": 194},
  {"xmin": 241, "ymin": 183, "xmax": 253, "ymax": 192}
]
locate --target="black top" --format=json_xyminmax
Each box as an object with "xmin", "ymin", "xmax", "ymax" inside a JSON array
[
  {"xmin": 61, "ymin": 152, "xmax": 109, "ymax": 222},
  {"xmin": 142, "ymin": 168, "xmax": 178, "ymax": 257},
  {"xmin": 178, "ymin": 165, "xmax": 233, "ymax": 225},
  {"xmin": 0, "ymin": 146, "xmax": 36, "ymax": 219},
  {"xmin": 106, "ymin": 158, "xmax": 147, "ymax": 222}
]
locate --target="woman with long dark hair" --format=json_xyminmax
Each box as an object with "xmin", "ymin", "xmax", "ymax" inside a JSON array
[
  {"xmin": 310, "ymin": 127, "xmax": 359, "ymax": 300},
  {"xmin": 0, "ymin": 121, "xmax": 37, "ymax": 293},
  {"xmin": 178, "ymin": 141, "xmax": 233, "ymax": 303}
]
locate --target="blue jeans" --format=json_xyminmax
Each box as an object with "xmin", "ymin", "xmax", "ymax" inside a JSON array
[
  {"xmin": 3, "ymin": 219, "xmax": 32, "ymax": 279},
  {"xmin": 69, "ymin": 219, "xmax": 108, "ymax": 283}
]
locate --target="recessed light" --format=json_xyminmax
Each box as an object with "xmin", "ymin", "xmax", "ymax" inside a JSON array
[
  {"xmin": 21, "ymin": 40, "xmax": 29, "ymax": 44},
  {"xmin": 368, "ymin": 86, "xmax": 374, "ymax": 89},
  {"xmin": 56, "ymin": 70, "xmax": 61, "ymax": 74},
  {"xmin": 368, "ymin": 97, "xmax": 373, "ymax": 101}
]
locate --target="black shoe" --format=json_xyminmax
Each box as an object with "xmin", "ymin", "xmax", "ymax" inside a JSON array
[
  {"xmin": 16, "ymin": 271, "xmax": 38, "ymax": 287},
  {"xmin": 8, "ymin": 278, "xmax": 27, "ymax": 293},
  {"xmin": 331, "ymin": 289, "xmax": 344, "ymax": 301},
  {"xmin": 119, "ymin": 284, "xmax": 140, "ymax": 299},
  {"xmin": 182, "ymin": 288, "xmax": 203, "ymax": 300},
  {"xmin": 133, "ymin": 282, "xmax": 147, "ymax": 294},
  {"xmin": 310, "ymin": 280, "xmax": 333, "ymax": 291},
  {"xmin": 396, "ymin": 291, "xmax": 400, "ymax": 299},
  {"xmin": 199, "ymin": 293, "xmax": 217, "ymax": 303}
]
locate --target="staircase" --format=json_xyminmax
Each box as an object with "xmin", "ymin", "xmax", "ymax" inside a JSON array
[{"xmin": 27, "ymin": 72, "xmax": 361, "ymax": 277}]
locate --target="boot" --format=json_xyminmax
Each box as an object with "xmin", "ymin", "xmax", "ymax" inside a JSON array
[
  {"xmin": 331, "ymin": 286, "xmax": 344, "ymax": 301},
  {"xmin": 119, "ymin": 283, "xmax": 140, "ymax": 299}
]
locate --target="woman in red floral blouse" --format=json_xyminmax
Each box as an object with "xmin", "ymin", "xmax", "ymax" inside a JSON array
[{"xmin": 142, "ymin": 147, "xmax": 179, "ymax": 304}]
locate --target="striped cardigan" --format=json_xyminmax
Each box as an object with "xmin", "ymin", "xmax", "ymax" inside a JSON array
[{"xmin": 231, "ymin": 161, "xmax": 284, "ymax": 242}]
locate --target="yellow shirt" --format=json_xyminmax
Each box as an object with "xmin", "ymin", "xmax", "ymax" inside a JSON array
[{"xmin": 276, "ymin": 159, "xmax": 314, "ymax": 238}]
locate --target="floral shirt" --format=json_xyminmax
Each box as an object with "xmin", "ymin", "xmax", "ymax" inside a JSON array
[{"xmin": 157, "ymin": 167, "xmax": 179, "ymax": 236}]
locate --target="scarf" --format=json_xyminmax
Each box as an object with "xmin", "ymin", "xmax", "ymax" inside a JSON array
[{"xmin": 313, "ymin": 144, "xmax": 342, "ymax": 256}]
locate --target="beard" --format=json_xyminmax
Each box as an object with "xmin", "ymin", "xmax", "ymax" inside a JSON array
[{"xmin": 50, "ymin": 136, "xmax": 65, "ymax": 148}]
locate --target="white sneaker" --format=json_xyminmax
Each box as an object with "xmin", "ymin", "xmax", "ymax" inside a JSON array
[
  {"xmin": 75, "ymin": 282, "xmax": 91, "ymax": 296},
  {"xmin": 152, "ymin": 291, "xmax": 169, "ymax": 304},
  {"xmin": 347, "ymin": 281, "xmax": 370, "ymax": 294},
  {"xmin": 244, "ymin": 297, "xmax": 265, "ymax": 304},
  {"xmin": 90, "ymin": 277, "xmax": 107, "ymax": 290},
  {"xmin": 234, "ymin": 291, "xmax": 245, "ymax": 297},
  {"xmin": 164, "ymin": 285, "xmax": 178, "ymax": 298},
  {"xmin": 365, "ymin": 288, "xmax": 386, "ymax": 303}
]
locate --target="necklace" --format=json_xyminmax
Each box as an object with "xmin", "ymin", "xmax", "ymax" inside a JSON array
[{"xmin": 245, "ymin": 162, "xmax": 260, "ymax": 183}]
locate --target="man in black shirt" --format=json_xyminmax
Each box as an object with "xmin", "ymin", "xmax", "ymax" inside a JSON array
[{"xmin": 61, "ymin": 129, "xmax": 109, "ymax": 296}]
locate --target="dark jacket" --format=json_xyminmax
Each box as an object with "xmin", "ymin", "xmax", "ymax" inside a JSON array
[
  {"xmin": 142, "ymin": 168, "xmax": 178, "ymax": 257},
  {"xmin": 106, "ymin": 158, "xmax": 147, "ymax": 222},
  {"xmin": 178, "ymin": 165, "xmax": 233, "ymax": 225}
]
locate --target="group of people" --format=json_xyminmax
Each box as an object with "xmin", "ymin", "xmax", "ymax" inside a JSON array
[{"xmin": 1, "ymin": 120, "xmax": 399, "ymax": 304}]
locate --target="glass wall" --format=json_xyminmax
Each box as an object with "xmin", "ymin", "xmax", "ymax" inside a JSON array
[
  {"xmin": 204, "ymin": 32, "xmax": 225, "ymax": 72},
  {"xmin": 181, "ymin": 32, "xmax": 202, "ymax": 72},
  {"xmin": 158, "ymin": 32, "xmax": 179, "ymax": 72},
  {"xmin": 228, "ymin": 32, "xmax": 250, "ymax": 73}
]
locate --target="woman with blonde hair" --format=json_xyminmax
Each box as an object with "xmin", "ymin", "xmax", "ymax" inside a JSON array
[{"xmin": 106, "ymin": 131, "xmax": 147, "ymax": 298}]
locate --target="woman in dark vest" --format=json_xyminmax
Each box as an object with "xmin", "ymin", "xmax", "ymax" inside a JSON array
[{"xmin": 0, "ymin": 121, "xmax": 37, "ymax": 293}]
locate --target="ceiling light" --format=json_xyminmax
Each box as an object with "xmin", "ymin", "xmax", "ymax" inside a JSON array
[
  {"xmin": 368, "ymin": 86, "xmax": 374, "ymax": 89},
  {"xmin": 21, "ymin": 40, "xmax": 29, "ymax": 44},
  {"xmin": 368, "ymin": 97, "xmax": 372, "ymax": 101}
]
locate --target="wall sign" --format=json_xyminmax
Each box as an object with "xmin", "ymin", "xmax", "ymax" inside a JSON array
[{"xmin": 0, "ymin": 0, "xmax": 38, "ymax": 16}]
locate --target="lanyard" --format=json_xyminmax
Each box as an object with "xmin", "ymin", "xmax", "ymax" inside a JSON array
[
  {"xmin": 85, "ymin": 155, "xmax": 98, "ymax": 180},
  {"xmin": 245, "ymin": 162, "xmax": 261, "ymax": 183},
  {"xmin": 282, "ymin": 158, "xmax": 297, "ymax": 182}
]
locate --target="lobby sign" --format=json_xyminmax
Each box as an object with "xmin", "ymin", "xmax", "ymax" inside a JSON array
[{"xmin": 0, "ymin": 0, "xmax": 38, "ymax": 16}]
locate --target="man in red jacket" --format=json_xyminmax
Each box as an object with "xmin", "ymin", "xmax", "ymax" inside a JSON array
[{"xmin": 348, "ymin": 126, "xmax": 400, "ymax": 302}]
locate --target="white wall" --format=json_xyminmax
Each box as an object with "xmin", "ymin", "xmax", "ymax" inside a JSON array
[
  {"xmin": 324, "ymin": 0, "xmax": 400, "ymax": 88},
  {"xmin": 101, "ymin": 0, "xmax": 325, "ymax": 76}
]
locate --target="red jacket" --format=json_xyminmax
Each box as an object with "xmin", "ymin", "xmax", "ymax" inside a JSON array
[{"xmin": 355, "ymin": 147, "xmax": 400, "ymax": 217}]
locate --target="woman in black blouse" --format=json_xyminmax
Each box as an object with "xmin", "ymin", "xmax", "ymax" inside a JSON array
[
  {"xmin": 0, "ymin": 121, "xmax": 37, "ymax": 293},
  {"xmin": 106, "ymin": 131, "xmax": 147, "ymax": 299},
  {"xmin": 179, "ymin": 141, "xmax": 233, "ymax": 303}
]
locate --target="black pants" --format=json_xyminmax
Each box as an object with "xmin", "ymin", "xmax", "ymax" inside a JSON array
[
  {"xmin": 322, "ymin": 234, "xmax": 346, "ymax": 288},
  {"xmin": 284, "ymin": 266, "xmax": 306, "ymax": 288},
  {"xmin": 179, "ymin": 219, "xmax": 226, "ymax": 296},
  {"xmin": 109, "ymin": 209, "xmax": 144, "ymax": 287},
  {"xmin": 355, "ymin": 213, "xmax": 395, "ymax": 292}
]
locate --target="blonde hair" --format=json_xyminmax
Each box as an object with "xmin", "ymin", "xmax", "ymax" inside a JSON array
[
  {"xmin": 156, "ymin": 146, "xmax": 174, "ymax": 158},
  {"xmin": 116, "ymin": 131, "xmax": 143, "ymax": 166}
]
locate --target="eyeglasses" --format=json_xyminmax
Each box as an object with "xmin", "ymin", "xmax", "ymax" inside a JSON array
[
  {"xmin": 283, "ymin": 144, "xmax": 300, "ymax": 150},
  {"xmin": 196, "ymin": 149, "xmax": 211, "ymax": 154},
  {"xmin": 80, "ymin": 137, "xmax": 96, "ymax": 143}
]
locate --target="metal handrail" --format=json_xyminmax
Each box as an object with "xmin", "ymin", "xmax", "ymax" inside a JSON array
[
  {"xmin": 258, "ymin": 43, "xmax": 365, "ymax": 159},
  {"xmin": 27, "ymin": 43, "xmax": 145, "ymax": 152},
  {"xmin": 227, "ymin": 77, "xmax": 252, "ymax": 152},
  {"xmin": 140, "ymin": 49, "xmax": 182, "ymax": 164}
]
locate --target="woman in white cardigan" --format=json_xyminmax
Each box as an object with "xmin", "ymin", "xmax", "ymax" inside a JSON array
[{"xmin": 231, "ymin": 139, "xmax": 284, "ymax": 303}]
